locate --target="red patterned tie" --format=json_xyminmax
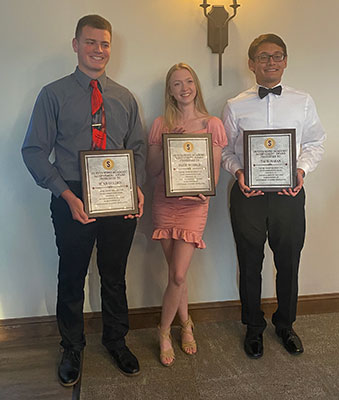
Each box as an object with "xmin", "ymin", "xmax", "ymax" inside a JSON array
[{"xmin": 90, "ymin": 80, "xmax": 106, "ymax": 150}]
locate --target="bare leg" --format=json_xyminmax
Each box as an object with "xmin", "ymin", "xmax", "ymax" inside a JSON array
[
  {"xmin": 160, "ymin": 239, "xmax": 195, "ymax": 328},
  {"xmin": 159, "ymin": 239, "xmax": 195, "ymax": 363},
  {"xmin": 177, "ymin": 282, "xmax": 189, "ymax": 323},
  {"xmin": 161, "ymin": 238, "xmax": 174, "ymax": 265},
  {"xmin": 177, "ymin": 282, "xmax": 195, "ymax": 354},
  {"xmin": 165, "ymin": 242, "xmax": 194, "ymax": 354}
]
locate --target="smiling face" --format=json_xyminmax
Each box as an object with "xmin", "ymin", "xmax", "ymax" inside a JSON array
[
  {"xmin": 248, "ymin": 42, "xmax": 287, "ymax": 88},
  {"xmin": 168, "ymin": 68, "xmax": 197, "ymax": 109},
  {"xmin": 72, "ymin": 25, "xmax": 111, "ymax": 78}
]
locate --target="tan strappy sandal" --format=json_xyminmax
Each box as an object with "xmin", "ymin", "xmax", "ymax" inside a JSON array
[
  {"xmin": 180, "ymin": 315, "xmax": 197, "ymax": 355},
  {"xmin": 158, "ymin": 326, "xmax": 175, "ymax": 367}
]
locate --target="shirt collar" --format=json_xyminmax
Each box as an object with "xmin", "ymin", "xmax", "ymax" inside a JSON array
[
  {"xmin": 74, "ymin": 66, "xmax": 107, "ymax": 92},
  {"xmin": 255, "ymin": 82, "xmax": 284, "ymax": 90}
]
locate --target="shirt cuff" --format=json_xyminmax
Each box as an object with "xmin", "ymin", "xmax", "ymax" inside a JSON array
[
  {"xmin": 230, "ymin": 163, "xmax": 244, "ymax": 179},
  {"xmin": 135, "ymin": 170, "xmax": 146, "ymax": 188},
  {"xmin": 296, "ymin": 161, "xmax": 309, "ymax": 177},
  {"xmin": 49, "ymin": 177, "xmax": 70, "ymax": 198}
]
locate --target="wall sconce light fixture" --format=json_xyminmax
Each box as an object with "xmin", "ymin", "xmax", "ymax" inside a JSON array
[{"xmin": 200, "ymin": 0, "xmax": 240, "ymax": 86}]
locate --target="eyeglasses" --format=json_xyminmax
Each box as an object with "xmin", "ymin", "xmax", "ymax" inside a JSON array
[{"xmin": 255, "ymin": 52, "xmax": 286, "ymax": 64}]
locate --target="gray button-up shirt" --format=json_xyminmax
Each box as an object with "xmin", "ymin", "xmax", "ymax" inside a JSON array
[{"xmin": 22, "ymin": 67, "xmax": 146, "ymax": 197}]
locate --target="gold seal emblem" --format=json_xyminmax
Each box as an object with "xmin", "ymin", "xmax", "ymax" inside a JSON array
[
  {"xmin": 264, "ymin": 138, "xmax": 275, "ymax": 149},
  {"xmin": 183, "ymin": 142, "xmax": 194, "ymax": 152},
  {"xmin": 103, "ymin": 159, "xmax": 114, "ymax": 170}
]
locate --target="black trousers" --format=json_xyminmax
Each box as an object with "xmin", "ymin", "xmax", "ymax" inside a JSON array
[
  {"xmin": 230, "ymin": 182, "xmax": 305, "ymax": 334},
  {"xmin": 50, "ymin": 181, "xmax": 137, "ymax": 352}
]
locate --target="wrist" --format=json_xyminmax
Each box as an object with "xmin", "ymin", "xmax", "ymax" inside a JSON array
[
  {"xmin": 61, "ymin": 189, "xmax": 78, "ymax": 204},
  {"xmin": 297, "ymin": 168, "xmax": 305, "ymax": 178},
  {"xmin": 235, "ymin": 169, "xmax": 244, "ymax": 179}
]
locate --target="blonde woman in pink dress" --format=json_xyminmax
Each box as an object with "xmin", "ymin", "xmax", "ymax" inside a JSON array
[{"xmin": 147, "ymin": 63, "xmax": 227, "ymax": 366}]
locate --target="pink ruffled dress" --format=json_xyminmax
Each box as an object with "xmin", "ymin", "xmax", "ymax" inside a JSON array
[{"xmin": 148, "ymin": 116, "xmax": 227, "ymax": 249}]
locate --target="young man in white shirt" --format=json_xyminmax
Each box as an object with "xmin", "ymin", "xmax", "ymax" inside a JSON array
[{"xmin": 222, "ymin": 33, "xmax": 325, "ymax": 359}]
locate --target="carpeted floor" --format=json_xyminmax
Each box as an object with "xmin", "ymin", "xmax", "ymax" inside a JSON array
[
  {"xmin": 1, "ymin": 313, "xmax": 338, "ymax": 399},
  {"xmin": 81, "ymin": 313, "xmax": 339, "ymax": 399}
]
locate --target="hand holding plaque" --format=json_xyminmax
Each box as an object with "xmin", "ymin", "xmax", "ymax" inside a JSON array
[
  {"xmin": 162, "ymin": 133, "xmax": 215, "ymax": 197},
  {"xmin": 243, "ymin": 129, "xmax": 296, "ymax": 192},
  {"xmin": 80, "ymin": 150, "xmax": 138, "ymax": 217}
]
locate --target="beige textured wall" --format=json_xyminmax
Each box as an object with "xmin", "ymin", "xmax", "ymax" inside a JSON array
[{"xmin": 1, "ymin": 0, "xmax": 337, "ymax": 319}]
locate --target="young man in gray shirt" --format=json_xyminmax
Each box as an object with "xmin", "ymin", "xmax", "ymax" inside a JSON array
[{"xmin": 22, "ymin": 14, "xmax": 146, "ymax": 385}]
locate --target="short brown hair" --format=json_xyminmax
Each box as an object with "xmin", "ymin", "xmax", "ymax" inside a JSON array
[
  {"xmin": 75, "ymin": 15, "xmax": 112, "ymax": 40},
  {"xmin": 248, "ymin": 34, "xmax": 287, "ymax": 60}
]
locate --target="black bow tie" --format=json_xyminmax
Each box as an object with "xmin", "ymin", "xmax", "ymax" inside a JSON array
[{"xmin": 258, "ymin": 85, "xmax": 282, "ymax": 99}]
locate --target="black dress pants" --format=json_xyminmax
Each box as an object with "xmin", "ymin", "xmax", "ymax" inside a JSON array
[
  {"xmin": 50, "ymin": 181, "xmax": 137, "ymax": 352},
  {"xmin": 230, "ymin": 182, "xmax": 305, "ymax": 334}
]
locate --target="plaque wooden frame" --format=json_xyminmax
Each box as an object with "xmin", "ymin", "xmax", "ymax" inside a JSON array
[
  {"xmin": 162, "ymin": 133, "xmax": 215, "ymax": 198},
  {"xmin": 243, "ymin": 129, "xmax": 297, "ymax": 192},
  {"xmin": 80, "ymin": 150, "xmax": 138, "ymax": 217}
]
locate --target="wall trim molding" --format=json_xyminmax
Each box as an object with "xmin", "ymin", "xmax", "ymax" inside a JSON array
[{"xmin": 1, "ymin": 293, "xmax": 338, "ymax": 344}]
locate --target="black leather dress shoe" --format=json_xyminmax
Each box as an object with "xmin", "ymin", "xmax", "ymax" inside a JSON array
[
  {"xmin": 276, "ymin": 328, "xmax": 304, "ymax": 355},
  {"xmin": 244, "ymin": 333, "xmax": 263, "ymax": 359},
  {"xmin": 108, "ymin": 345, "xmax": 140, "ymax": 376},
  {"xmin": 58, "ymin": 349, "xmax": 81, "ymax": 387}
]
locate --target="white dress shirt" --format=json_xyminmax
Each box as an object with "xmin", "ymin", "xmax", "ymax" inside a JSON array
[{"xmin": 221, "ymin": 84, "xmax": 325, "ymax": 177}]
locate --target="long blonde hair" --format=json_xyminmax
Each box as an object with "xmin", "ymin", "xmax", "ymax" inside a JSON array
[{"xmin": 164, "ymin": 63, "xmax": 209, "ymax": 131}]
